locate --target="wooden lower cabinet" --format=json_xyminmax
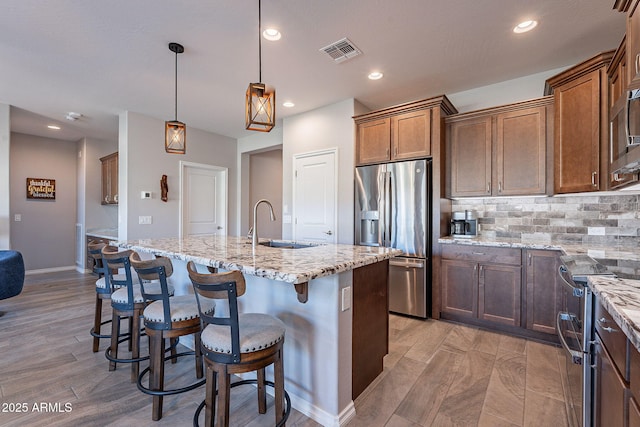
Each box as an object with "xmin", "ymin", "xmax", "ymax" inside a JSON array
[
  {"xmin": 594, "ymin": 333, "xmax": 627, "ymax": 427},
  {"xmin": 441, "ymin": 259, "xmax": 478, "ymax": 319},
  {"xmin": 440, "ymin": 245, "xmax": 522, "ymax": 329},
  {"xmin": 525, "ymin": 249, "xmax": 562, "ymax": 334},
  {"xmin": 630, "ymin": 397, "xmax": 640, "ymax": 427},
  {"xmin": 478, "ymin": 263, "xmax": 521, "ymax": 326},
  {"xmin": 440, "ymin": 244, "xmax": 564, "ymax": 341}
]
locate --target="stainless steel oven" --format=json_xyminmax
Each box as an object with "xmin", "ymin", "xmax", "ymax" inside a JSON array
[{"xmin": 557, "ymin": 256, "xmax": 614, "ymax": 427}]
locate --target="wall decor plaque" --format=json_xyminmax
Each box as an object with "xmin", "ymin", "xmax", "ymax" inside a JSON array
[{"xmin": 26, "ymin": 177, "xmax": 56, "ymax": 200}]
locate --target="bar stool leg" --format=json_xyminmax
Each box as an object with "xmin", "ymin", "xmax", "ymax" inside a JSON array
[
  {"xmin": 149, "ymin": 329, "xmax": 165, "ymax": 421},
  {"xmin": 205, "ymin": 365, "xmax": 216, "ymax": 427},
  {"xmin": 217, "ymin": 366, "xmax": 230, "ymax": 427},
  {"xmin": 130, "ymin": 311, "xmax": 141, "ymax": 383},
  {"xmin": 275, "ymin": 349, "xmax": 285, "ymax": 425},
  {"xmin": 194, "ymin": 332, "xmax": 203, "ymax": 379},
  {"xmin": 109, "ymin": 312, "xmax": 120, "ymax": 371},
  {"xmin": 257, "ymin": 368, "xmax": 267, "ymax": 414},
  {"xmin": 128, "ymin": 316, "xmax": 134, "ymax": 352},
  {"xmin": 92, "ymin": 294, "xmax": 103, "ymax": 352}
]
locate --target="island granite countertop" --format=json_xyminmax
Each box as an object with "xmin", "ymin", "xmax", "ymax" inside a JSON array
[{"xmin": 116, "ymin": 235, "xmax": 401, "ymax": 285}]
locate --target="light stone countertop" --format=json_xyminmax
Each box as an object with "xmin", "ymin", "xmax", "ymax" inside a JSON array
[
  {"xmin": 116, "ymin": 235, "xmax": 402, "ymax": 284},
  {"xmin": 86, "ymin": 228, "xmax": 118, "ymax": 240},
  {"xmin": 439, "ymin": 235, "xmax": 640, "ymax": 351}
]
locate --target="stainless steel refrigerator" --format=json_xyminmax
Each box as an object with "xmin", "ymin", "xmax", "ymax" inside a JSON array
[{"xmin": 355, "ymin": 159, "xmax": 431, "ymax": 318}]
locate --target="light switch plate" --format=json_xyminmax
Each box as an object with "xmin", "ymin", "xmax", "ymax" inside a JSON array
[
  {"xmin": 341, "ymin": 287, "xmax": 351, "ymax": 311},
  {"xmin": 14, "ymin": 214, "xmax": 21, "ymax": 222},
  {"xmin": 138, "ymin": 215, "xmax": 152, "ymax": 225}
]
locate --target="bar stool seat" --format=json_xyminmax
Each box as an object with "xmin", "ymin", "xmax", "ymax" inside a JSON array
[{"xmin": 187, "ymin": 261, "xmax": 290, "ymax": 427}]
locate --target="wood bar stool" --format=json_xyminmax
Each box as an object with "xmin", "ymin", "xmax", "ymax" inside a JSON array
[
  {"xmin": 187, "ymin": 261, "xmax": 290, "ymax": 427},
  {"xmin": 130, "ymin": 252, "xmax": 214, "ymax": 421},
  {"xmin": 102, "ymin": 247, "xmax": 173, "ymax": 382}
]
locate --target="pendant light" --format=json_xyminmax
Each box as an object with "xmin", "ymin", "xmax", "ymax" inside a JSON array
[
  {"xmin": 245, "ymin": 0, "xmax": 276, "ymax": 132},
  {"xmin": 165, "ymin": 42, "xmax": 186, "ymax": 154}
]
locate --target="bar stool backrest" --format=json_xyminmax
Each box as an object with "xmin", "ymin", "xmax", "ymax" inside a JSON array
[
  {"xmin": 87, "ymin": 241, "xmax": 107, "ymax": 275},
  {"xmin": 102, "ymin": 246, "xmax": 136, "ymax": 310},
  {"xmin": 129, "ymin": 252, "xmax": 174, "ymax": 330},
  {"xmin": 186, "ymin": 261, "xmax": 246, "ymax": 364}
]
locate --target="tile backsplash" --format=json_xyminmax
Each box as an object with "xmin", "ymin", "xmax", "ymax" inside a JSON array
[{"xmin": 451, "ymin": 194, "xmax": 640, "ymax": 246}]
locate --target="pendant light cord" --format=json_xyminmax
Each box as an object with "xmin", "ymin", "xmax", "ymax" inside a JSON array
[
  {"xmin": 258, "ymin": 0, "xmax": 262, "ymax": 83},
  {"xmin": 174, "ymin": 48, "xmax": 178, "ymax": 121}
]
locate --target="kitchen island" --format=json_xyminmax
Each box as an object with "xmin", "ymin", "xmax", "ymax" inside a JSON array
[{"xmin": 117, "ymin": 235, "xmax": 401, "ymax": 427}]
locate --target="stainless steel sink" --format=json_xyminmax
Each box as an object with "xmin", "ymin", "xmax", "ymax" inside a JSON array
[{"xmin": 258, "ymin": 240, "xmax": 315, "ymax": 249}]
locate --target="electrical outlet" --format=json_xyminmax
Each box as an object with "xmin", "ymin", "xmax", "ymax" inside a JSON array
[
  {"xmin": 138, "ymin": 215, "xmax": 152, "ymax": 225},
  {"xmin": 341, "ymin": 286, "xmax": 351, "ymax": 311},
  {"xmin": 14, "ymin": 214, "xmax": 21, "ymax": 222}
]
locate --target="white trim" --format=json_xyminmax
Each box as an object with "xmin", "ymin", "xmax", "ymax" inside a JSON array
[
  {"xmin": 292, "ymin": 148, "xmax": 339, "ymax": 243},
  {"xmin": 179, "ymin": 161, "xmax": 228, "ymax": 239},
  {"xmin": 25, "ymin": 266, "xmax": 76, "ymax": 275}
]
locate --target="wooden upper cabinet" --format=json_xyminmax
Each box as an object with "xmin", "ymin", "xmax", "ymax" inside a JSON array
[
  {"xmin": 545, "ymin": 51, "xmax": 614, "ymax": 194},
  {"xmin": 449, "ymin": 117, "xmax": 492, "ymax": 197},
  {"xmin": 447, "ymin": 97, "xmax": 551, "ymax": 198},
  {"xmin": 354, "ymin": 96, "xmax": 457, "ymax": 166},
  {"xmin": 628, "ymin": 0, "xmax": 640, "ymax": 87},
  {"xmin": 496, "ymin": 107, "xmax": 547, "ymax": 196},
  {"xmin": 100, "ymin": 152, "xmax": 118, "ymax": 205},
  {"xmin": 356, "ymin": 118, "xmax": 391, "ymax": 164},
  {"xmin": 391, "ymin": 109, "xmax": 431, "ymax": 160},
  {"xmin": 553, "ymin": 71, "xmax": 602, "ymax": 193}
]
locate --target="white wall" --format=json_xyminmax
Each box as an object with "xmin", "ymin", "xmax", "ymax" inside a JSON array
[
  {"xmin": 10, "ymin": 132, "xmax": 78, "ymax": 270},
  {"xmin": 448, "ymin": 66, "xmax": 567, "ymax": 112},
  {"xmin": 282, "ymin": 98, "xmax": 358, "ymax": 244},
  {"xmin": 119, "ymin": 111, "xmax": 238, "ymax": 240},
  {"xmin": 0, "ymin": 104, "xmax": 9, "ymax": 249}
]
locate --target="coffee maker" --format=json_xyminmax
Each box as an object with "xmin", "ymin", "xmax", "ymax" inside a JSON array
[{"xmin": 450, "ymin": 210, "xmax": 478, "ymax": 237}]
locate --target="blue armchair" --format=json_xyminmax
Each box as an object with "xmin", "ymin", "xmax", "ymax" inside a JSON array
[{"xmin": 0, "ymin": 251, "xmax": 25, "ymax": 314}]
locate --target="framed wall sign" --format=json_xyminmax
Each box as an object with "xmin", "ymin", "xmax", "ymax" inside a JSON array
[{"xmin": 26, "ymin": 177, "xmax": 56, "ymax": 200}]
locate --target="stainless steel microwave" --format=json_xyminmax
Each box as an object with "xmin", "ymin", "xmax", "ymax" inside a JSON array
[{"xmin": 610, "ymin": 89, "xmax": 640, "ymax": 174}]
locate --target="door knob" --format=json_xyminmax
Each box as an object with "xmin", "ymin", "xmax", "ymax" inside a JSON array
[{"xmin": 324, "ymin": 230, "xmax": 333, "ymax": 235}]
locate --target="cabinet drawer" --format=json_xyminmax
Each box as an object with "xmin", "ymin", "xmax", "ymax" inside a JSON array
[
  {"xmin": 595, "ymin": 299, "xmax": 629, "ymax": 381},
  {"xmin": 441, "ymin": 244, "xmax": 521, "ymax": 265}
]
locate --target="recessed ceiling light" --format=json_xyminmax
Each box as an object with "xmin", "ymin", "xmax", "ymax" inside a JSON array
[
  {"xmin": 513, "ymin": 20, "xmax": 537, "ymax": 33},
  {"xmin": 263, "ymin": 28, "xmax": 281, "ymax": 41},
  {"xmin": 47, "ymin": 125, "xmax": 61, "ymax": 130},
  {"xmin": 368, "ymin": 71, "xmax": 384, "ymax": 80},
  {"xmin": 282, "ymin": 101, "xmax": 295, "ymax": 108}
]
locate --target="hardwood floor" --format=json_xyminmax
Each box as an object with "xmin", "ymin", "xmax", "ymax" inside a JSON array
[{"xmin": 0, "ymin": 271, "xmax": 568, "ymax": 426}]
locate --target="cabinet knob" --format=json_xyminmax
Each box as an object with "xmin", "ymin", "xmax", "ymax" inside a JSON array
[{"xmin": 113, "ymin": 194, "xmax": 118, "ymax": 203}]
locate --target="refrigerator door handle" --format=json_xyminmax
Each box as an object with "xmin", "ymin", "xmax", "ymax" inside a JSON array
[{"xmin": 384, "ymin": 171, "xmax": 391, "ymax": 247}]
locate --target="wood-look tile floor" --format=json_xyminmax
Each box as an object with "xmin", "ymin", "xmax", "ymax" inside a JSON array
[{"xmin": 0, "ymin": 271, "xmax": 568, "ymax": 427}]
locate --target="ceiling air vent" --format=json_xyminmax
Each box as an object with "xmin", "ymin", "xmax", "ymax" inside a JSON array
[{"xmin": 320, "ymin": 38, "xmax": 362, "ymax": 63}]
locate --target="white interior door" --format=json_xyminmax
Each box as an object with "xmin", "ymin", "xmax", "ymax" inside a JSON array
[
  {"xmin": 181, "ymin": 162, "xmax": 227, "ymax": 237},
  {"xmin": 293, "ymin": 150, "xmax": 337, "ymax": 243}
]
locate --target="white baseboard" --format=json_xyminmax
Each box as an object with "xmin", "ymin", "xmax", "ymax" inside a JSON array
[{"xmin": 25, "ymin": 265, "xmax": 76, "ymax": 275}]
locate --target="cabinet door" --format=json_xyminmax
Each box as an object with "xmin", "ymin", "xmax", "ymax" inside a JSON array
[
  {"xmin": 630, "ymin": 396, "xmax": 640, "ymax": 427},
  {"xmin": 525, "ymin": 250, "xmax": 561, "ymax": 335},
  {"xmin": 391, "ymin": 109, "xmax": 431, "ymax": 160},
  {"xmin": 554, "ymin": 71, "xmax": 601, "ymax": 193},
  {"xmin": 108, "ymin": 154, "xmax": 118, "ymax": 204},
  {"xmin": 356, "ymin": 118, "xmax": 391, "ymax": 165},
  {"xmin": 101, "ymin": 158, "xmax": 111, "ymax": 204},
  {"xmin": 478, "ymin": 263, "xmax": 521, "ymax": 326},
  {"xmin": 594, "ymin": 334, "xmax": 627, "ymax": 427},
  {"xmin": 449, "ymin": 117, "xmax": 492, "ymax": 197},
  {"xmin": 628, "ymin": 1, "xmax": 640, "ymax": 87},
  {"xmin": 441, "ymin": 259, "xmax": 478, "ymax": 319},
  {"xmin": 495, "ymin": 107, "xmax": 546, "ymax": 195}
]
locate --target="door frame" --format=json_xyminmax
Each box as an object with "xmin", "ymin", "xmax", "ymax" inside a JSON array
[
  {"xmin": 179, "ymin": 161, "xmax": 228, "ymax": 239},
  {"xmin": 292, "ymin": 148, "xmax": 338, "ymax": 243}
]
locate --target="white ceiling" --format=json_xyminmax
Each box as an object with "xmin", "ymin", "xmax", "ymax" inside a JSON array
[{"xmin": 1, "ymin": 0, "xmax": 626, "ymax": 142}]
